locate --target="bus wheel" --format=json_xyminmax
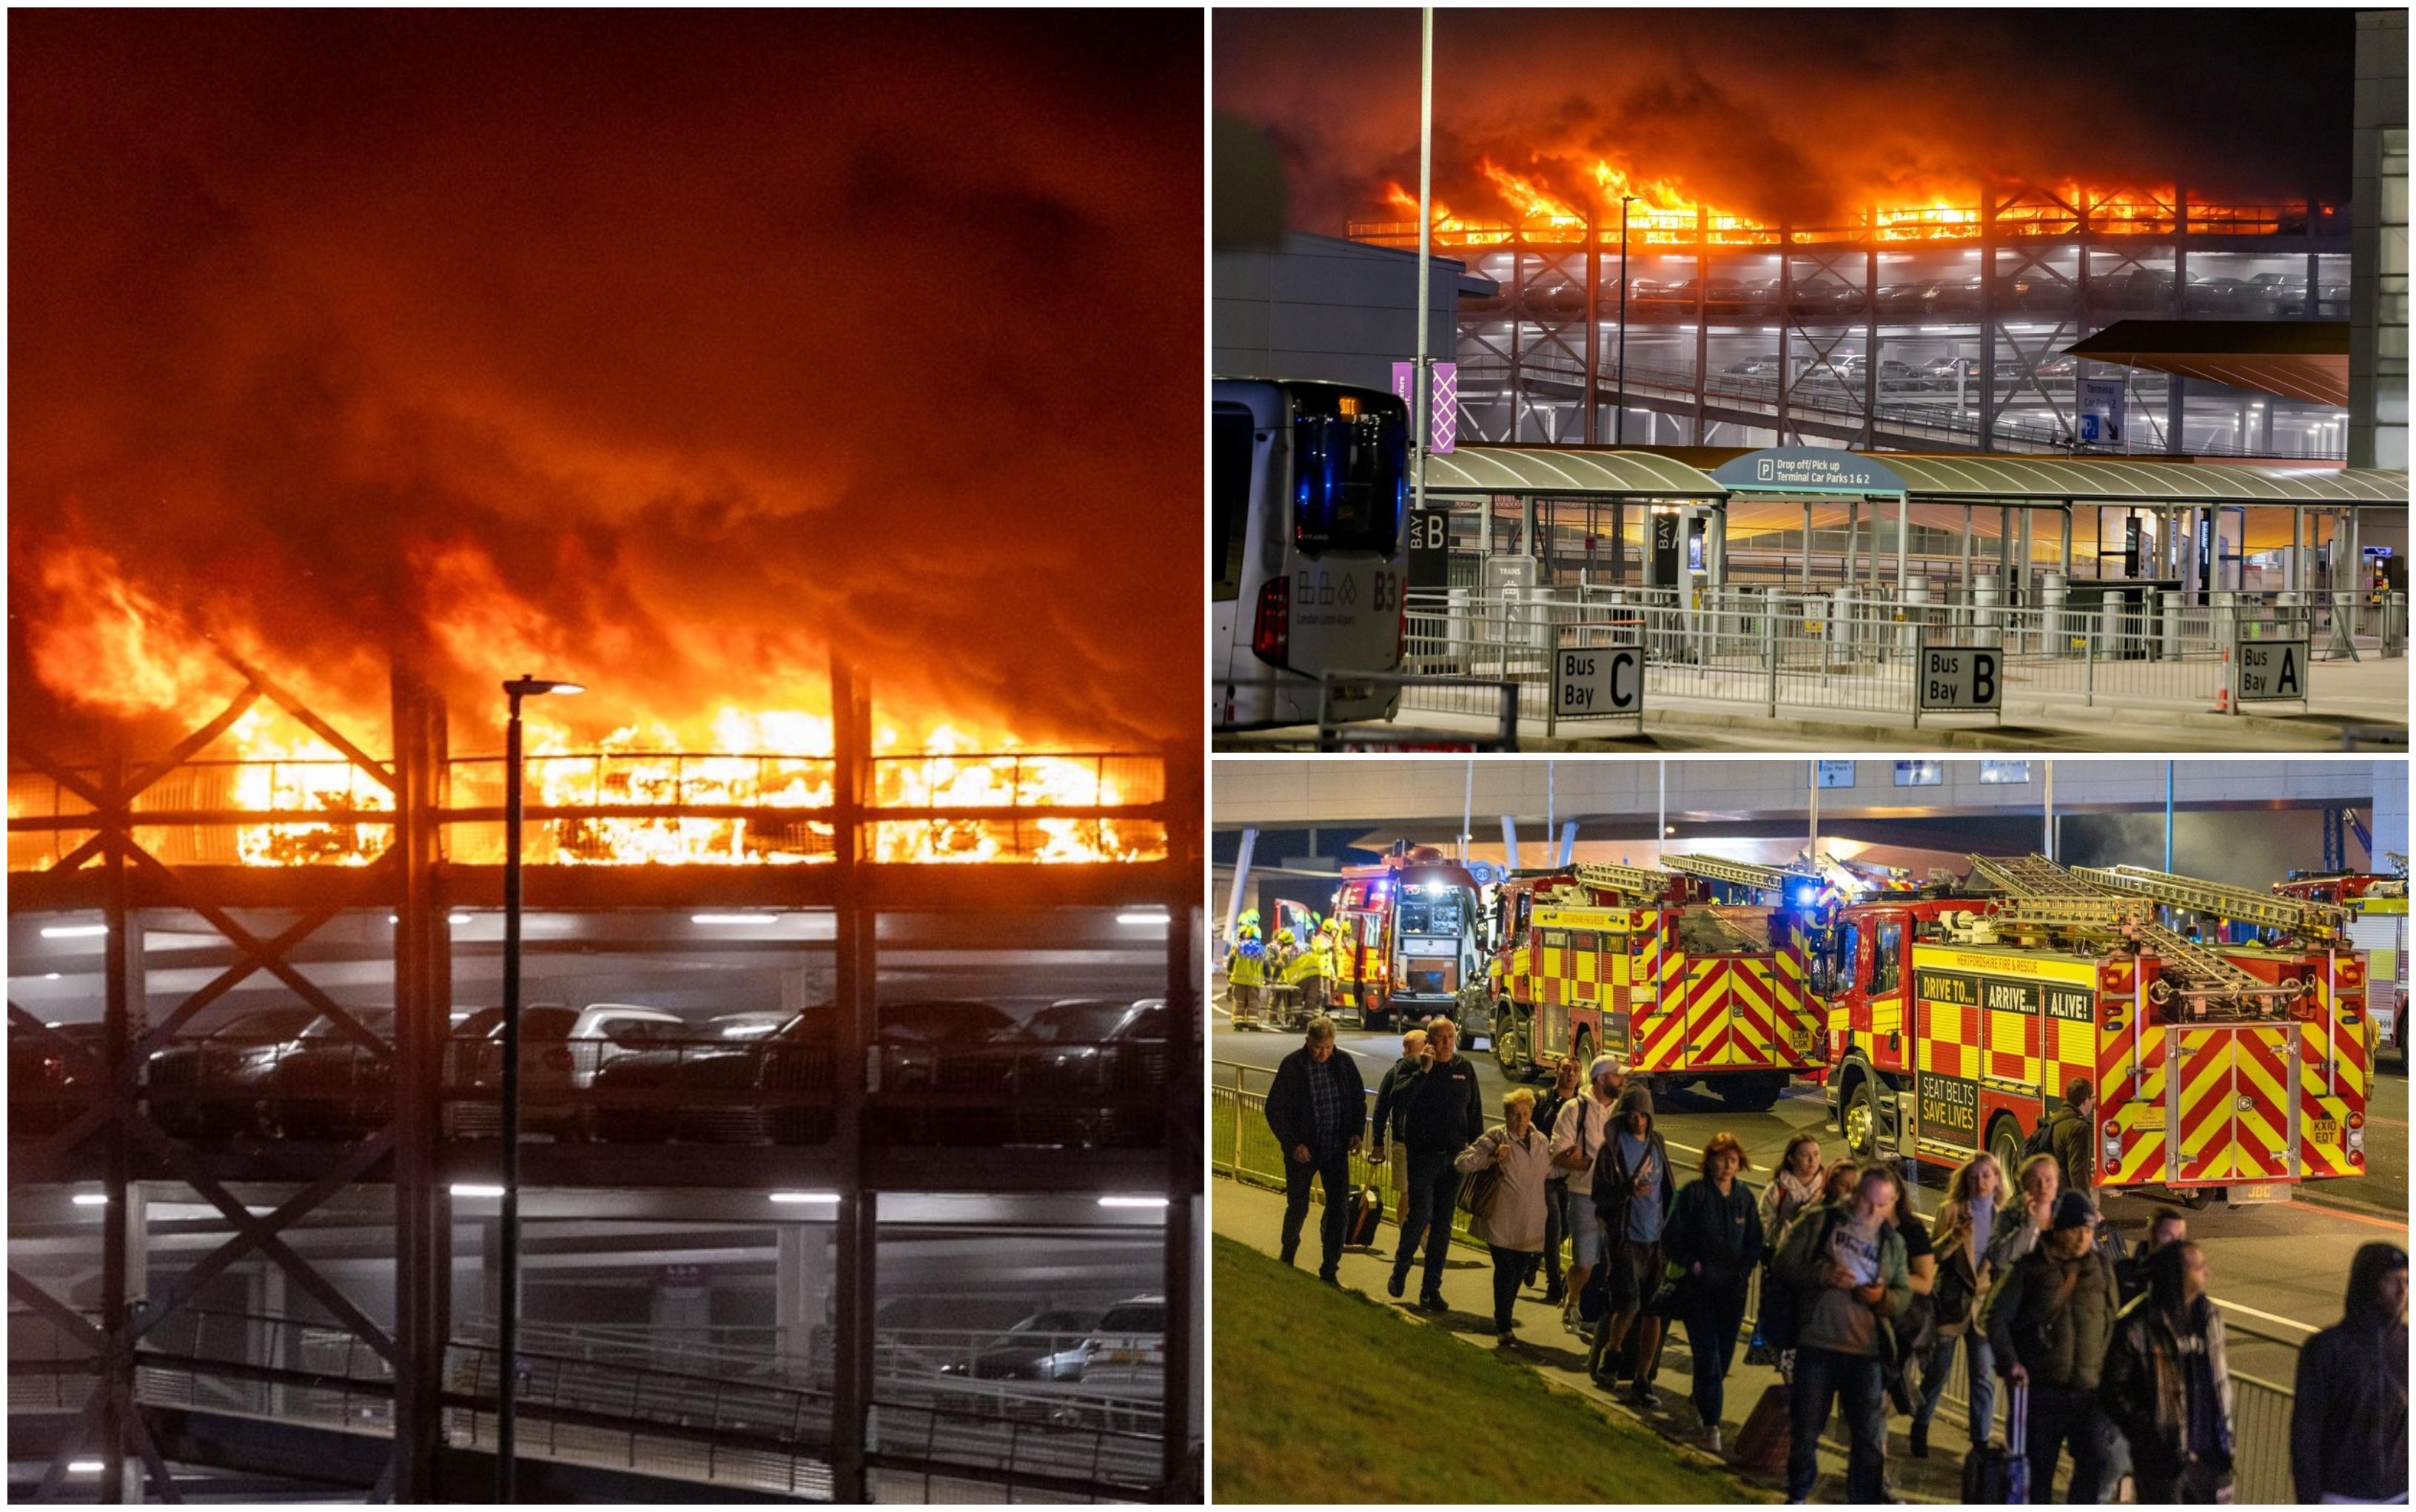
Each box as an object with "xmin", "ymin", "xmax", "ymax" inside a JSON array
[
  {"xmin": 1988, "ymin": 1115, "xmax": 2026, "ymax": 1188},
  {"xmin": 1842, "ymin": 1076, "xmax": 1879, "ymax": 1159},
  {"xmin": 2174, "ymin": 1186, "xmax": 2215, "ymax": 1212}
]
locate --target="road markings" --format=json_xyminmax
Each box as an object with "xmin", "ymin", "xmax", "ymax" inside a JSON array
[{"xmin": 2282, "ymin": 1198, "xmax": 2413, "ymax": 1234}]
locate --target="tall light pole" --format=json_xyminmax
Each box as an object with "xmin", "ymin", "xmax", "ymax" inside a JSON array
[
  {"xmin": 1614, "ymin": 194, "xmax": 1636, "ymax": 446},
  {"xmin": 497, "ymin": 673, "xmax": 581, "ymax": 1502},
  {"xmin": 1412, "ymin": 7, "xmax": 1433, "ymax": 529}
]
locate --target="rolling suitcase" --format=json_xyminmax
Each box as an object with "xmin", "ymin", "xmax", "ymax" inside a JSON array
[
  {"xmin": 1965, "ymin": 1378, "xmax": 2027, "ymax": 1504},
  {"xmin": 1344, "ymin": 1185, "xmax": 1384, "ymax": 1249}
]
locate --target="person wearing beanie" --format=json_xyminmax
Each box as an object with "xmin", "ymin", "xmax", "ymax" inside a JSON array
[
  {"xmin": 1982, "ymin": 1189, "xmax": 2122, "ymax": 1502},
  {"xmin": 1586, "ymin": 1080, "xmax": 1675, "ymax": 1405},
  {"xmin": 2290, "ymin": 1243, "xmax": 2409, "ymax": 1503}
]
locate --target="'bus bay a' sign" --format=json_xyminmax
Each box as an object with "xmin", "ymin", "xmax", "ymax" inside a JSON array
[
  {"xmin": 2235, "ymin": 638, "xmax": 2307, "ymax": 703},
  {"xmin": 1710, "ymin": 447, "xmax": 1909, "ymax": 494}
]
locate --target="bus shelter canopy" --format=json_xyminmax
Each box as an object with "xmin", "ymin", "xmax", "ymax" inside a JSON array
[{"xmin": 1424, "ymin": 445, "xmax": 1727, "ymax": 500}]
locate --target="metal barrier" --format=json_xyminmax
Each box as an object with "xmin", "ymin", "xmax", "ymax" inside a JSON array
[
  {"xmin": 13, "ymin": 1305, "xmax": 1160, "ymax": 1499},
  {"xmin": 1398, "ymin": 585, "xmax": 2372, "ymax": 728}
]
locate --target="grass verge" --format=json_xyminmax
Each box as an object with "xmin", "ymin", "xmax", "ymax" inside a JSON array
[{"xmin": 1212, "ymin": 1234, "xmax": 1768, "ymax": 1503}]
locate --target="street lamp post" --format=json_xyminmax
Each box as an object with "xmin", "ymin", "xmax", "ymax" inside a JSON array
[
  {"xmin": 1614, "ymin": 194, "xmax": 1636, "ymax": 446},
  {"xmin": 497, "ymin": 673, "xmax": 581, "ymax": 1502}
]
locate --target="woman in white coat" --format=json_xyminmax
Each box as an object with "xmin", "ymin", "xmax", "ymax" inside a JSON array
[{"xmin": 1457, "ymin": 1086, "xmax": 1555, "ymax": 1343}]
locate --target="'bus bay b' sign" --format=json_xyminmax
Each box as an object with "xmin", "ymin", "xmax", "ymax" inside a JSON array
[
  {"xmin": 1556, "ymin": 646, "xmax": 1642, "ymax": 718},
  {"xmin": 2235, "ymin": 639, "xmax": 2306, "ymax": 702},
  {"xmin": 1918, "ymin": 646, "xmax": 2001, "ymax": 711}
]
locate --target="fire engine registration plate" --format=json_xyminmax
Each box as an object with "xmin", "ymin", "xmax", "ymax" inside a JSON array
[
  {"xmin": 2229, "ymin": 1183, "xmax": 2286, "ymax": 1206},
  {"xmin": 2312, "ymin": 1118, "xmax": 2340, "ymax": 1143}
]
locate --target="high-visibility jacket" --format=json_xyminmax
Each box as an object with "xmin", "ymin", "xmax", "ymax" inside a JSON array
[
  {"xmin": 1284, "ymin": 935, "xmax": 1334, "ymax": 984},
  {"xmin": 1328, "ymin": 927, "xmax": 1357, "ymax": 987},
  {"xmin": 1227, "ymin": 940, "xmax": 1267, "ymax": 987}
]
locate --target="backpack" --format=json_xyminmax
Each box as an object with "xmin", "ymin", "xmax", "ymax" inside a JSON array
[
  {"xmin": 1757, "ymin": 1207, "xmax": 1842, "ymax": 1353},
  {"xmin": 2021, "ymin": 1113, "xmax": 2059, "ymax": 1163}
]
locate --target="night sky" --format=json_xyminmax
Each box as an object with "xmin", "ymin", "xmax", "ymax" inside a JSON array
[
  {"xmin": 10, "ymin": 11, "xmax": 1202, "ymax": 747},
  {"xmin": 1216, "ymin": 9, "xmax": 2355, "ymax": 232}
]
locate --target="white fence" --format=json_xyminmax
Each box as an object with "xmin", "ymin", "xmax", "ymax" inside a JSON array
[{"xmin": 1403, "ymin": 585, "xmax": 2395, "ymax": 729}]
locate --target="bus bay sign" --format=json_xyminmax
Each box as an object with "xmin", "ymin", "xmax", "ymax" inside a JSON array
[
  {"xmin": 1918, "ymin": 645, "xmax": 2001, "ymax": 712},
  {"xmin": 1555, "ymin": 645, "xmax": 1642, "ymax": 719},
  {"xmin": 2234, "ymin": 638, "xmax": 2307, "ymax": 704}
]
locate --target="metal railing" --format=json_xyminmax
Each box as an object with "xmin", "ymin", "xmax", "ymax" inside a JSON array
[
  {"xmin": 13, "ymin": 1306, "xmax": 1161, "ymax": 1499},
  {"xmin": 1398, "ymin": 585, "xmax": 2397, "ymax": 730}
]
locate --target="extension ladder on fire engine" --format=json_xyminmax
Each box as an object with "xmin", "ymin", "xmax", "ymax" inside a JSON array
[
  {"xmin": 2075, "ymin": 863, "xmax": 2345, "ymax": 941},
  {"xmin": 1573, "ymin": 861, "xmax": 1674, "ymax": 901},
  {"xmin": 1966, "ymin": 853, "xmax": 2293, "ymax": 1007},
  {"xmin": 1660, "ymin": 853, "xmax": 1812, "ymax": 896}
]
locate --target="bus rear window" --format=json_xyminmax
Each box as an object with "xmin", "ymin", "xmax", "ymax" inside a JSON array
[
  {"xmin": 1212, "ymin": 403, "xmax": 1255, "ymax": 602},
  {"xmin": 1292, "ymin": 408, "xmax": 1405, "ymax": 556}
]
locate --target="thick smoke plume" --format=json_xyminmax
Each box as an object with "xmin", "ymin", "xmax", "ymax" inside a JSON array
[
  {"xmin": 1215, "ymin": 10, "xmax": 2352, "ymax": 232},
  {"xmin": 10, "ymin": 12, "xmax": 1201, "ymax": 753}
]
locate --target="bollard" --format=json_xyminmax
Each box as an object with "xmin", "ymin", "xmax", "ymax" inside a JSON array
[
  {"xmin": 1972, "ymin": 573, "xmax": 2003, "ymax": 651},
  {"xmin": 2160, "ymin": 590, "xmax": 2183, "ymax": 663},
  {"xmin": 2386, "ymin": 591, "xmax": 2407, "ymax": 659},
  {"xmin": 1830, "ymin": 585, "xmax": 1857, "ymax": 659},
  {"xmin": 1899, "ymin": 576, "xmax": 1929, "ymax": 663},
  {"xmin": 2041, "ymin": 571, "xmax": 2068, "ymax": 661},
  {"xmin": 1764, "ymin": 594, "xmax": 1780, "ymax": 718},
  {"xmin": 2101, "ymin": 597, "xmax": 2121, "ymax": 668},
  {"xmin": 1447, "ymin": 586, "xmax": 1471, "ymax": 673}
]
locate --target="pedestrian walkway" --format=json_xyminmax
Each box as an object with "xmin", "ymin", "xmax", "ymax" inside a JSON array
[{"xmin": 1213, "ymin": 1177, "xmax": 2008, "ymax": 1505}]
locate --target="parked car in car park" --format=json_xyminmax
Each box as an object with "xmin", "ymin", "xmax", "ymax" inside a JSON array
[
  {"xmin": 145, "ymin": 1005, "xmax": 326, "ymax": 1140},
  {"xmin": 10, "ymin": 1021, "xmax": 107, "ymax": 1138},
  {"xmin": 446, "ymin": 1002, "xmax": 685, "ymax": 1138},
  {"xmin": 590, "ymin": 1008, "xmax": 836, "ymax": 1145},
  {"xmin": 934, "ymin": 1308, "xmax": 1107, "ymax": 1382}
]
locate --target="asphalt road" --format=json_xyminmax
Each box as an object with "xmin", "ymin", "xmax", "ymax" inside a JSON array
[{"xmin": 1214, "ymin": 1009, "xmax": 2409, "ymax": 1386}]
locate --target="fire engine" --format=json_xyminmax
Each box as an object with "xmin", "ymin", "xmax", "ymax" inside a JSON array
[
  {"xmin": 2275, "ymin": 861, "xmax": 2406, "ymax": 1064},
  {"xmin": 1483, "ymin": 855, "xmax": 1831, "ymax": 1109},
  {"xmin": 1326, "ymin": 847, "xmax": 1488, "ymax": 1032},
  {"xmin": 1822, "ymin": 854, "xmax": 2369, "ymax": 1209}
]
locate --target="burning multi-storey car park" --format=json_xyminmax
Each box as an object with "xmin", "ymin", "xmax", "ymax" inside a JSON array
[
  {"xmin": 7, "ymin": 10, "xmax": 1202, "ymax": 1505},
  {"xmin": 7, "ymin": 657, "xmax": 1201, "ymax": 1504}
]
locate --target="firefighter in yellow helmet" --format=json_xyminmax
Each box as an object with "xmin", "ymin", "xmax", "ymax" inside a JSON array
[
  {"xmin": 1225, "ymin": 919, "xmax": 1268, "ymax": 1031},
  {"xmin": 1323, "ymin": 913, "xmax": 1358, "ymax": 1024},
  {"xmin": 1283, "ymin": 918, "xmax": 1333, "ymax": 1029}
]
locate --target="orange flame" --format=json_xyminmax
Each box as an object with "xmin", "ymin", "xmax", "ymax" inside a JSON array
[{"xmin": 21, "ymin": 544, "xmax": 232, "ymax": 718}]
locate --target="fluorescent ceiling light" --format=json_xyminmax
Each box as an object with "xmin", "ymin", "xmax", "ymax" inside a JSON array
[
  {"xmin": 770, "ymin": 1191, "xmax": 841, "ymax": 1205},
  {"xmin": 40, "ymin": 925, "xmax": 107, "ymax": 939},
  {"xmin": 449, "ymin": 1183, "xmax": 508, "ymax": 1199},
  {"xmin": 68, "ymin": 1461, "xmax": 102, "ymax": 1475},
  {"xmin": 72, "ymin": 1193, "xmax": 108, "ymax": 1207},
  {"xmin": 694, "ymin": 914, "xmax": 771, "ymax": 925},
  {"xmin": 1098, "ymin": 1195, "xmax": 1170, "ymax": 1209},
  {"xmin": 1116, "ymin": 910, "xmax": 1169, "ymax": 926}
]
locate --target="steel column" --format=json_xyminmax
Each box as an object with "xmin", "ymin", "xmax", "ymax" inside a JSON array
[
  {"xmin": 828, "ymin": 658, "xmax": 875, "ymax": 1503},
  {"xmin": 1863, "ymin": 226, "xmax": 1879, "ymax": 449},
  {"xmin": 1692, "ymin": 213, "xmax": 1710, "ymax": 443},
  {"xmin": 1980, "ymin": 187, "xmax": 1997, "ymax": 451},
  {"xmin": 1583, "ymin": 204, "xmax": 1600, "ymax": 446},
  {"xmin": 99, "ymin": 756, "xmax": 132, "ymax": 1504},
  {"xmin": 1159, "ymin": 737, "xmax": 1202, "ymax": 1500},
  {"xmin": 390, "ymin": 666, "xmax": 450, "ymax": 1501}
]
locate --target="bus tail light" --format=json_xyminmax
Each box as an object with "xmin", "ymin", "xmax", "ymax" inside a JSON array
[{"xmin": 1252, "ymin": 577, "xmax": 1288, "ymax": 668}]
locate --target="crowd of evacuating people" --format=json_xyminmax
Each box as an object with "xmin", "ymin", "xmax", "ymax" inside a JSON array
[{"xmin": 1266, "ymin": 1021, "xmax": 2410, "ymax": 1505}]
